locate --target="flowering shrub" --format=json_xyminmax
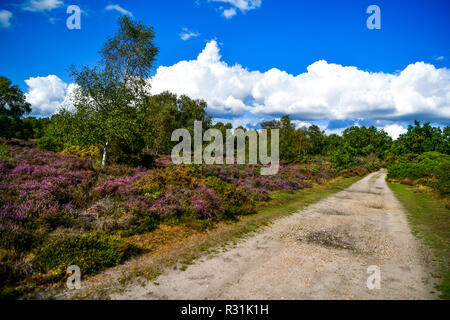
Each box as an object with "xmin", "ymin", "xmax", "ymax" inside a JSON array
[
  {"xmin": 0, "ymin": 160, "xmax": 94, "ymax": 249},
  {"xmin": 60, "ymin": 145, "xmax": 102, "ymax": 164},
  {"xmin": 191, "ymin": 183, "xmax": 224, "ymax": 219}
]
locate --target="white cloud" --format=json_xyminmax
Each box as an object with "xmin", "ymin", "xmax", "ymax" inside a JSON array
[
  {"xmin": 24, "ymin": 75, "xmax": 72, "ymax": 116},
  {"xmin": 213, "ymin": 116, "xmax": 259, "ymax": 130},
  {"xmin": 151, "ymin": 40, "xmax": 450, "ymax": 123},
  {"xmin": 0, "ymin": 10, "xmax": 12, "ymax": 28},
  {"xmin": 435, "ymin": 56, "xmax": 445, "ymax": 61},
  {"xmin": 22, "ymin": 0, "xmax": 64, "ymax": 12},
  {"xmin": 292, "ymin": 120, "xmax": 312, "ymax": 129},
  {"xmin": 25, "ymin": 41, "xmax": 450, "ymax": 132},
  {"xmin": 210, "ymin": 0, "xmax": 261, "ymax": 18},
  {"xmin": 212, "ymin": 0, "xmax": 261, "ymax": 12},
  {"xmin": 105, "ymin": 4, "xmax": 133, "ymax": 17},
  {"xmin": 222, "ymin": 8, "xmax": 237, "ymax": 19},
  {"xmin": 180, "ymin": 28, "xmax": 200, "ymax": 41},
  {"xmin": 381, "ymin": 124, "xmax": 407, "ymax": 140}
]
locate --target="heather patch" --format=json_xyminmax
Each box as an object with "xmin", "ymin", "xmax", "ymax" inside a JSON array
[{"xmin": 0, "ymin": 140, "xmax": 370, "ymax": 297}]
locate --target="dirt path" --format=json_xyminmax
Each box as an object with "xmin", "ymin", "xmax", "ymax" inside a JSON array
[{"xmin": 111, "ymin": 170, "xmax": 438, "ymax": 300}]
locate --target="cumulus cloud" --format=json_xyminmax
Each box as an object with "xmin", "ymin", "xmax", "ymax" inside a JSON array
[
  {"xmin": 24, "ymin": 41, "xmax": 449, "ymax": 141},
  {"xmin": 211, "ymin": 0, "xmax": 261, "ymax": 18},
  {"xmin": 0, "ymin": 10, "xmax": 12, "ymax": 28},
  {"xmin": 24, "ymin": 75, "xmax": 73, "ymax": 116},
  {"xmin": 180, "ymin": 28, "xmax": 200, "ymax": 41},
  {"xmin": 105, "ymin": 4, "xmax": 133, "ymax": 17},
  {"xmin": 381, "ymin": 124, "xmax": 407, "ymax": 140},
  {"xmin": 151, "ymin": 40, "xmax": 450, "ymax": 124},
  {"xmin": 22, "ymin": 0, "xmax": 64, "ymax": 12}
]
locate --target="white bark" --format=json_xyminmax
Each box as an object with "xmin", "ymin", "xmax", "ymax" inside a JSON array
[{"xmin": 102, "ymin": 141, "xmax": 109, "ymax": 167}]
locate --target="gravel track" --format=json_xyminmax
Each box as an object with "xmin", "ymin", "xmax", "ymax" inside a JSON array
[{"xmin": 111, "ymin": 170, "xmax": 438, "ymax": 300}]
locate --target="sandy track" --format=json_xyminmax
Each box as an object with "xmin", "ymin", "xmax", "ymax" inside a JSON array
[{"xmin": 112, "ymin": 170, "xmax": 438, "ymax": 300}]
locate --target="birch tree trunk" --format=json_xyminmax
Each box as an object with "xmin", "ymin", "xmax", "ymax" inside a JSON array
[{"xmin": 102, "ymin": 141, "xmax": 109, "ymax": 167}]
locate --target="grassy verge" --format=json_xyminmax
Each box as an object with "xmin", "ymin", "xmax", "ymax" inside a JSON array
[
  {"xmin": 77, "ymin": 175, "xmax": 364, "ymax": 298},
  {"xmin": 388, "ymin": 182, "xmax": 450, "ymax": 300}
]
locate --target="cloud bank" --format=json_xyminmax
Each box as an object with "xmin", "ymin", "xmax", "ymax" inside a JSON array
[
  {"xmin": 151, "ymin": 40, "xmax": 450, "ymax": 124},
  {"xmin": 24, "ymin": 41, "xmax": 449, "ymax": 138}
]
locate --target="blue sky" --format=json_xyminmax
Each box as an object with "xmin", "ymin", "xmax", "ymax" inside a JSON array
[{"xmin": 0, "ymin": 0, "xmax": 449, "ymax": 138}]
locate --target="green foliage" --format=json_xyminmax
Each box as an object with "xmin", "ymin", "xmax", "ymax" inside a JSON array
[
  {"xmin": 392, "ymin": 121, "xmax": 447, "ymax": 155},
  {"xmin": 0, "ymin": 76, "xmax": 31, "ymax": 120},
  {"xmin": 0, "ymin": 142, "xmax": 10, "ymax": 160},
  {"xmin": 0, "ymin": 76, "xmax": 34, "ymax": 139},
  {"xmin": 306, "ymin": 125, "xmax": 327, "ymax": 155},
  {"xmin": 37, "ymin": 134, "xmax": 64, "ymax": 152},
  {"xmin": 330, "ymin": 144, "xmax": 356, "ymax": 169},
  {"xmin": 41, "ymin": 16, "xmax": 160, "ymax": 166},
  {"xmin": 324, "ymin": 134, "xmax": 345, "ymax": 155},
  {"xmin": 342, "ymin": 125, "xmax": 392, "ymax": 158},
  {"xmin": 0, "ymin": 229, "xmax": 40, "ymax": 252},
  {"xmin": 140, "ymin": 91, "xmax": 212, "ymax": 155},
  {"xmin": 120, "ymin": 215, "xmax": 159, "ymax": 237},
  {"xmin": 35, "ymin": 231, "xmax": 138, "ymax": 277},
  {"xmin": 387, "ymin": 152, "xmax": 450, "ymax": 195},
  {"xmin": 434, "ymin": 161, "xmax": 450, "ymax": 195}
]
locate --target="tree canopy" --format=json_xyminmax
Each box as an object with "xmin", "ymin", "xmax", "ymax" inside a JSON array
[{"xmin": 0, "ymin": 76, "xmax": 32, "ymax": 138}]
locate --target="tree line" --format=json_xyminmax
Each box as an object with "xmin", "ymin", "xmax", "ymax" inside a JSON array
[{"xmin": 1, "ymin": 16, "xmax": 448, "ymax": 169}]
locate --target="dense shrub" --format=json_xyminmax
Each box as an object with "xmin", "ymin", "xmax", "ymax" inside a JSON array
[
  {"xmin": 136, "ymin": 166, "xmax": 255, "ymax": 221},
  {"xmin": 35, "ymin": 231, "xmax": 138, "ymax": 277},
  {"xmin": 433, "ymin": 161, "xmax": 450, "ymax": 195},
  {"xmin": 330, "ymin": 145, "xmax": 356, "ymax": 169},
  {"xmin": 0, "ymin": 143, "xmax": 10, "ymax": 160},
  {"xmin": 37, "ymin": 135, "xmax": 63, "ymax": 152},
  {"xmin": 387, "ymin": 152, "xmax": 450, "ymax": 195}
]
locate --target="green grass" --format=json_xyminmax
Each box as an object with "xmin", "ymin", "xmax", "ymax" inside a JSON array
[{"xmin": 388, "ymin": 182, "xmax": 450, "ymax": 300}]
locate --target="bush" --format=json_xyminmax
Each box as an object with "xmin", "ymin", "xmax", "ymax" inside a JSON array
[
  {"xmin": 37, "ymin": 135, "xmax": 63, "ymax": 152},
  {"xmin": 0, "ymin": 143, "xmax": 10, "ymax": 160},
  {"xmin": 61, "ymin": 145, "xmax": 102, "ymax": 165},
  {"xmin": 0, "ymin": 229, "xmax": 41, "ymax": 252},
  {"xmin": 0, "ymin": 250, "xmax": 42, "ymax": 290},
  {"xmin": 120, "ymin": 214, "xmax": 159, "ymax": 237},
  {"xmin": 387, "ymin": 152, "xmax": 450, "ymax": 195},
  {"xmin": 330, "ymin": 145, "xmax": 356, "ymax": 169},
  {"xmin": 35, "ymin": 231, "xmax": 139, "ymax": 277},
  {"xmin": 434, "ymin": 161, "xmax": 450, "ymax": 195}
]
